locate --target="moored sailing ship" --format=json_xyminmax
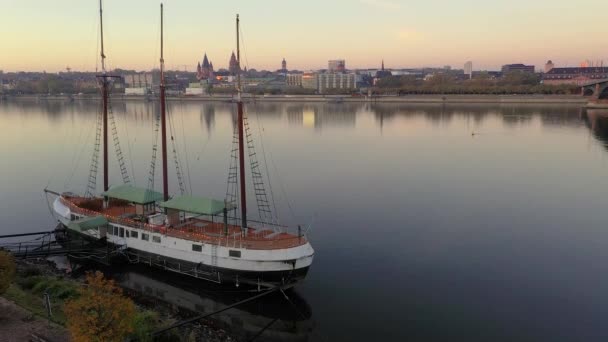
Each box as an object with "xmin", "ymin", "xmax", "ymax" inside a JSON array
[{"xmin": 49, "ymin": 2, "xmax": 314, "ymax": 288}]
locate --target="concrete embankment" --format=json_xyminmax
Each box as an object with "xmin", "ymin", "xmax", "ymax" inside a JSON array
[{"xmin": 4, "ymin": 94, "xmax": 588, "ymax": 104}]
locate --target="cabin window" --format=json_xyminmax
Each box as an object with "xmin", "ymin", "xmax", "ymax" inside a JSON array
[
  {"xmin": 70, "ymin": 214, "xmax": 76, "ymax": 221},
  {"xmin": 141, "ymin": 233, "xmax": 149, "ymax": 241},
  {"xmin": 119, "ymin": 228, "xmax": 124, "ymax": 238},
  {"xmin": 229, "ymin": 250, "xmax": 241, "ymax": 258},
  {"xmin": 125, "ymin": 230, "xmax": 129, "ymax": 238},
  {"xmin": 113, "ymin": 226, "xmax": 118, "ymax": 236},
  {"xmin": 152, "ymin": 236, "xmax": 161, "ymax": 243},
  {"xmin": 192, "ymin": 244, "xmax": 202, "ymax": 252},
  {"xmin": 130, "ymin": 231, "xmax": 138, "ymax": 239}
]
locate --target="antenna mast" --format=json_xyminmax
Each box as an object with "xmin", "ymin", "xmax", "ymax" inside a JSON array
[
  {"xmin": 160, "ymin": 3, "xmax": 169, "ymax": 201},
  {"xmin": 236, "ymin": 14, "xmax": 247, "ymax": 231}
]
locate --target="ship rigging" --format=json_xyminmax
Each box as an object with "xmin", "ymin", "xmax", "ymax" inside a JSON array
[{"xmin": 46, "ymin": 1, "xmax": 314, "ymax": 288}]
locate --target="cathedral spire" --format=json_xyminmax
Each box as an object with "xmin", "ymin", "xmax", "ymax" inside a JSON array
[
  {"xmin": 202, "ymin": 53, "xmax": 210, "ymax": 68},
  {"xmin": 229, "ymin": 51, "xmax": 240, "ymax": 75}
]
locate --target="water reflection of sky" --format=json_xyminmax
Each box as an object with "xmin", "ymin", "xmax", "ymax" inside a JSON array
[{"xmin": 2, "ymin": 100, "xmax": 608, "ymax": 341}]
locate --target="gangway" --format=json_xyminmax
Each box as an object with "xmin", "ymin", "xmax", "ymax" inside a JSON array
[{"xmin": 0, "ymin": 228, "xmax": 117, "ymax": 263}]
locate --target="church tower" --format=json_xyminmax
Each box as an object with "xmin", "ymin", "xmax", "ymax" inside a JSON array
[
  {"xmin": 229, "ymin": 51, "xmax": 240, "ymax": 75},
  {"xmin": 197, "ymin": 53, "xmax": 214, "ymax": 80},
  {"xmin": 282, "ymin": 58, "xmax": 287, "ymax": 71}
]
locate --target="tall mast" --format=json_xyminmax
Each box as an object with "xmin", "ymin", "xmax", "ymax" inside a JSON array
[
  {"xmin": 99, "ymin": 0, "xmax": 109, "ymax": 192},
  {"xmin": 160, "ymin": 3, "xmax": 169, "ymax": 201},
  {"xmin": 236, "ymin": 14, "xmax": 247, "ymax": 230}
]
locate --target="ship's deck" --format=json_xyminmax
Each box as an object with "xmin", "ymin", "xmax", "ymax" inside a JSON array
[{"xmin": 62, "ymin": 196, "xmax": 307, "ymax": 250}]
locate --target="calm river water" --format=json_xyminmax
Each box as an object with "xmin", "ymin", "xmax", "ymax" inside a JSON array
[{"xmin": 2, "ymin": 99, "xmax": 608, "ymax": 341}]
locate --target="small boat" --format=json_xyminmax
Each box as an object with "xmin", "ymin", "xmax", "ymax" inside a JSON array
[{"xmin": 49, "ymin": 2, "xmax": 314, "ymax": 288}]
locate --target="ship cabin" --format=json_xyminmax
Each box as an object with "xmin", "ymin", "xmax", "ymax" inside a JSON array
[
  {"xmin": 101, "ymin": 185, "xmax": 164, "ymax": 224},
  {"xmin": 159, "ymin": 195, "xmax": 236, "ymax": 237}
]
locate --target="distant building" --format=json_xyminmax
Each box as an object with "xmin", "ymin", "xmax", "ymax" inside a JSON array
[
  {"xmin": 373, "ymin": 60, "xmax": 392, "ymax": 85},
  {"xmin": 464, "ymin": 61, "xmax": 473, "ymax": 79},
  {"xmin": 125, "ymin": 87, "xmax": 149, "ymax": 96},
  {"xmin": 124, "ymin": 73, "xmax": 153, "ymax": 88},
  {"xmin": 471, "ymin": 71, "xmax": 502, "ymax": 79},
  {"xmin": 286, "ymin": 71, "xmax": 356, "ymax": 93},
  {"xmin": 286, "ymin": 73, "xmax": 304, "ymax": 87},
  {"xmin": 328, "ymin": 60, "xmax": 346, "ymax": 73},
  {"xmin": 501, "ymin": 64, "xmax": 535, "ymax": 74},
  {"xmin": 544, "ymin": 60, "xmax": 554, "ymax": 73},
  {"xmin": 282, "ymin": 58, "xmax": 287, "ymax": 71},
  {"xmin": 229, "ymin": 52, "xmax": 240, "ymax": 75},
  {"xmin": 196, "ymin": 53, "xmax": 215, "ymax": 81},
  {"xmin": 123, "ymin": 73, "xmax": 154, "ymax": 95},
  {"xmin": 318, "ymin": 73, "xmax": 356, "ymax": 93},
  {"xmin": 185, "ymin": 82, "xmax": 206, "ymax": 95},
  {"xmin": 302, "ymin": 73, "xmax": 318, "ymax": 89},
  {"xmin": 543, "ymin": 67, "xmax": 608, "ymax": 85}
]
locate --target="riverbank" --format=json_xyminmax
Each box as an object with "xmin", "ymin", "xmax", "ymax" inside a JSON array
[
  {"xmin": 3, "ymin": 94, "xmax": 588, "ymax": 104},
  {"xmin": 0, "ymin": 296, "xmax": 68, "ymax": 342},
  {"xmin": 1, "ymin": 259, "xmax": 237, "ymax": 342}
]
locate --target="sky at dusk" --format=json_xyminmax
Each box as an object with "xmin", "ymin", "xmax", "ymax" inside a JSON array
[{"xmin": 1, "ymin": 0, "xmax": 606, "ymax": 73}]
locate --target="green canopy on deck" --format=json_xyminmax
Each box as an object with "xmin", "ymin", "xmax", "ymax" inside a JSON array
[
  {"xmin": 101, "ymin": 185, "xmax": 163, "ymax": 204},
  {"xmin": 67, "ymin": 216, "xmax": 108, "ymax": 232},
  {"xmin": 159, "ymin": 195, "xmax": 235, "ymax": 215}
]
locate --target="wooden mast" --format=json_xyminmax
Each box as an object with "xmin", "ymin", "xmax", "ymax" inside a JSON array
[
  {"xmin": 160, "ymin": 3, "xmax": 169, "ymax": 201},
  {"xmin": 236, "ymin": 14, "xmax": 247, "ymax": 231},
  {"xmin": 99, "ymin": 0, "xmax": 109, "ymax": 192}
]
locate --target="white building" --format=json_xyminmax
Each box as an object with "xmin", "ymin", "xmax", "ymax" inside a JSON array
[
  {"xmin": 125, "ymin": 87, "xmax": 148, "ymax": 96},
  {"xmin": 317, "ymin": 73, "xmax": 356, "ymax": 93},
  {"xmin": 124, "ymin": 73, "xmax": 153, "ymax": 88},
  {"xmin": 464, "ymin": 61, "xmax": 473, "ymax": 79},
  {"xmin": 286, "ymin": 72, "xmax": 356, "ymax": 93}
]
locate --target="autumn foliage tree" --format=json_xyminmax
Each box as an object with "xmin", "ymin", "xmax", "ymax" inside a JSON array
[
  {"xmin": 0, "ymin": 250, "xmax": 15, "ymax": 295},
  {"xmin": 64, "ymin": 271, "xmax": 136, "ymax": 342}
]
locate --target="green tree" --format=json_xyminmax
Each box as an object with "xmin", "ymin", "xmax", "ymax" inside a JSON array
[{"xmin": 0, "ymin": 251, "xmax": 15, "ymax": 295}]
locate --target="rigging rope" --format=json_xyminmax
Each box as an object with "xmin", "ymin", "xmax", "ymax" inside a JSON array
[
  {"xmin": 147, "ymin": 106, "xmax": 161, "ymax": 191},
  {"xmin": 254, "ymin": 110, "xmax": 280, "ymax": 223},
  {"xmin": 108, "ymin": 93, "xmax": 131, "ymax": 185},
  {"xmin": 270, "ymin": 152, "xmax": 298, "ymax": 221},
  {"xmin": 225, "ymin": 120, "xmax": 240, "ymax": 227},
  {"xmin": 65, "ymin": 109, "xmax": 97, "ymax": 191},
  {"xmin": 179, "ymin": 105, "xmax": 193, "ymax": 195},
  {"xmin": 167, "ymin": 106, "xmax": 186, "ymax": 195},
  {"xmin": 85, "ymin": 100, "xmax": 103, "ymax": 197},
  {"xmin": 243, "ymin": 114, "xmax": 276, "ymax": 227},
  {"xmin": 118, "ymin": 102, "xmax": 137, "ymax": 186}
]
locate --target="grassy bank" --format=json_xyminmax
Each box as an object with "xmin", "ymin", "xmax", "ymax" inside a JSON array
[
  {"xmin": 2, "ymin": 261, "xmax": 178, "ymax": 341},
  {"xmin": 4, "ymin": 271, "xmax": 76, "ymax": 325},
  {"xmin": 2, "ymin": 260, "xmax": 235, "ymax": 341}
]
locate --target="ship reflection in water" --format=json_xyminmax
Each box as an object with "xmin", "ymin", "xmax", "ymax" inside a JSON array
[
  {"xmin": 113, "ymin": 266, "xmax": 314, "ymax": 341},
  {"xmin": 582, "ymin": 109, "xmax": 608, "ymax": 149}
]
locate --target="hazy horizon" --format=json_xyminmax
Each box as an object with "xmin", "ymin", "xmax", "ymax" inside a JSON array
[{"xmin": 2, "ymin": 0, "xmax": 607, "ymax": 73}]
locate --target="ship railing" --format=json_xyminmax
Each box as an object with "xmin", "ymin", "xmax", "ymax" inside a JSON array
[
  {"xmin": 60, "ymin": 198, "xmax": 166, "ymax": 233},
  {"xmin": 161, "ymin": 225, "xmax": 307, "ymax": 250},
  {"xmin": 61, "ymin": 198, "xmax": 307, "ymax": 250}
]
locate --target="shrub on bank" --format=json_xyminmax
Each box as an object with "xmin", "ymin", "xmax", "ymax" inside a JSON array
[{"xmin": 0, "ymin": 250, "xmax": 15, "ymax": 295}]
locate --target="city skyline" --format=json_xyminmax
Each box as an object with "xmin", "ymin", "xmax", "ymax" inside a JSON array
[{"xmin": 1, "ymin": 0, "xmax": 607, "ymax": 73}]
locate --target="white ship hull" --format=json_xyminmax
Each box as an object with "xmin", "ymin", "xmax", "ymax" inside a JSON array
[{"xmin": 53, "ymin": 197, "xmax": 314, "ymax": 286}]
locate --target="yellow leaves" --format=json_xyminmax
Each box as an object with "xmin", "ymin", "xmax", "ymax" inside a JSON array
[
  {"xmin": 64, "ymin": 271, "xmax": 136, "ymax": 342},
  {"xmin": 0, "ymin": 251, "xmax": 16, "ymax": 295}
]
